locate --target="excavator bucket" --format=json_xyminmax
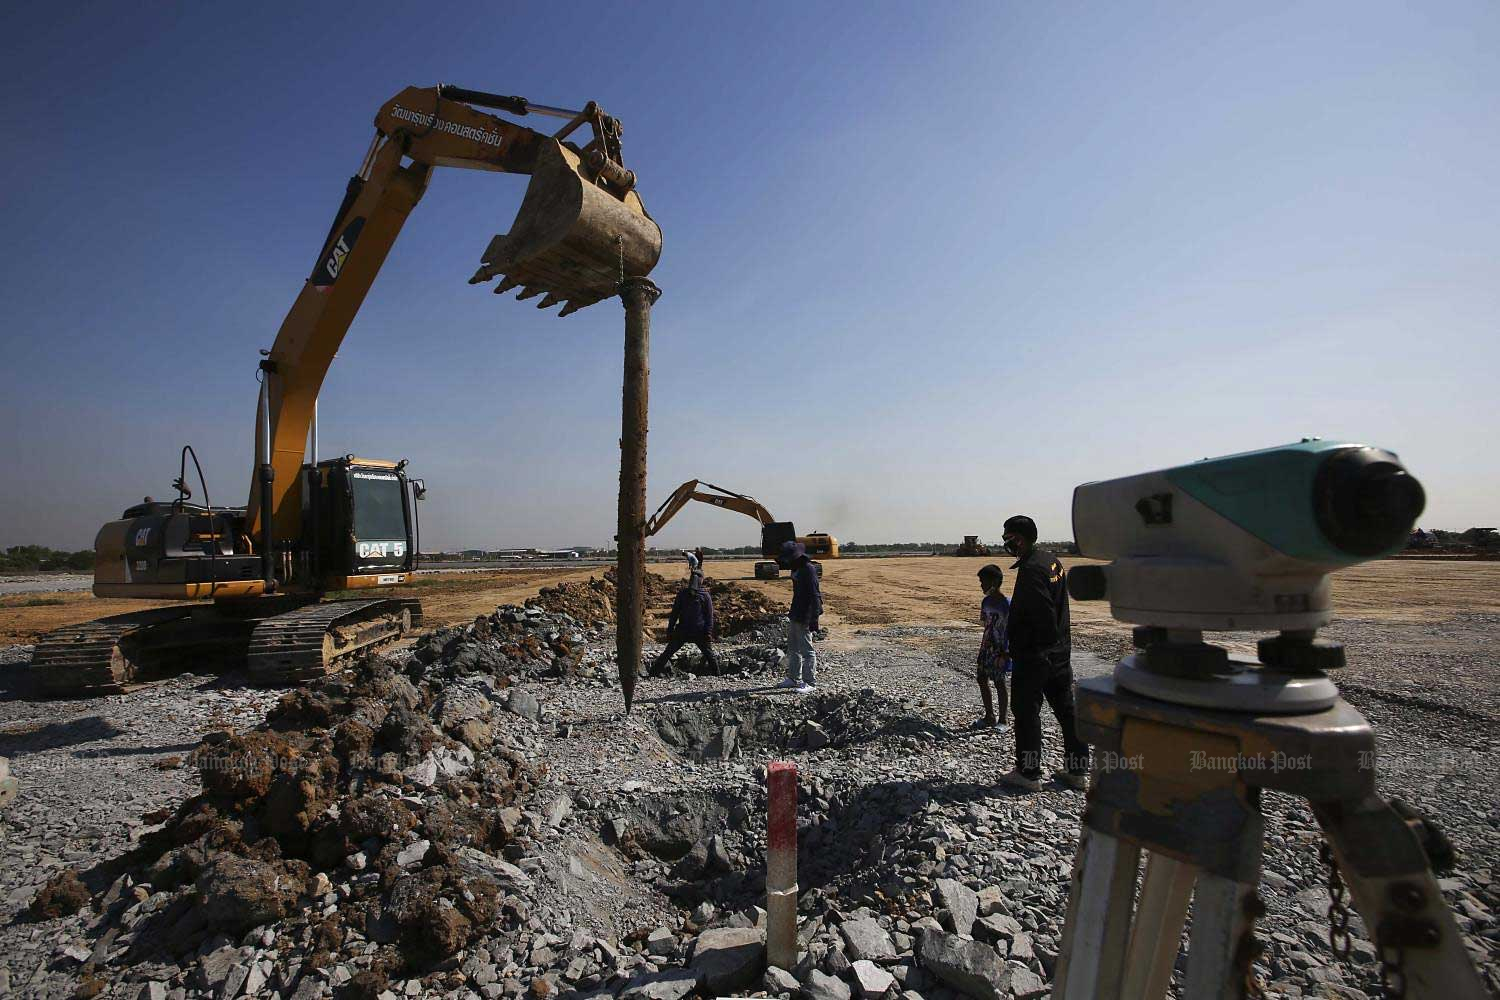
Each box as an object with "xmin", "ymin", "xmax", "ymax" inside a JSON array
[{"xmin": 469, "ymin": 138, "xmax": 662, "ymax": 316}]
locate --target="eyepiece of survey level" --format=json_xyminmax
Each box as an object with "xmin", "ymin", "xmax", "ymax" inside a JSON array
[
  {"xmin": 1314, "ymin": 447, "xmax": 1425, "ymax": 557},
  {"xmin": 1067, "ymin": 565, "xmax": 1108, "ymax": 602}
]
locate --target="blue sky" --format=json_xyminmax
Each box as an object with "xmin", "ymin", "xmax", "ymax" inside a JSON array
[{"xmin": 1, "ymin": 1, "xmax": 1495, "ymax": 550}]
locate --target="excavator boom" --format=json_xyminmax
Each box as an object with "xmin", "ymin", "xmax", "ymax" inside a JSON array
[
  {"xmin": 43, "ymin": 83, "xmax": 659, "ymax": 698},
  {"xmin": 645, "ymin": 480, "xmax": 777, "ymax": 536},
  {"xmin": 251, "ymin": 84, "xmax": 662, "ymax": 546},
  {"xmin": 644, "ymin": 480, "xmax": 839, "ymax": 576}
]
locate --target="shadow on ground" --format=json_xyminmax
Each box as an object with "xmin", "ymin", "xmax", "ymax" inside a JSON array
[{"xmin": 0, "ymin": 715, "xmax": 128, "ymax": 756}]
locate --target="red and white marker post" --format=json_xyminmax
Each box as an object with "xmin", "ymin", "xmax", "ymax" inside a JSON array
[{"xmin": 767, "ymin": 760, "xmax": 798, "ymax": 969}]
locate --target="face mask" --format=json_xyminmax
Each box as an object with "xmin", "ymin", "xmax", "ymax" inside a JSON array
[{"xmin": 1003, "ymin": 538, "xmax": 1022, "ymax": 556}]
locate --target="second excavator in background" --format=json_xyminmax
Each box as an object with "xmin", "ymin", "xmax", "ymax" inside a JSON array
[
  {"xmin": 30, "ymin": 84, "xmax": 661, "ymax": 696},
  {"xmin": 644, "ymin": 481, "xmax": 838, "ymax": 579}
]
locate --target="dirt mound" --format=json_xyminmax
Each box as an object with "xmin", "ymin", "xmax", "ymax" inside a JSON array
[
  {"xmin": 703, "ymin": 577, "xmax": 783, "ymax": 637},
  {"xmin": 527, "ymin": 568, "xmax": 783, "ymax": 640},
  {"xmin": 526, "ymin": 577, "xmax": 617, "ymax": 626},
  {"xmin": 38, "ymin": 648, "xmax": 557, "ymax": 990},
  {"xmin": 526, "ymin": 567, "xmax": 674, "ymax": 626}
]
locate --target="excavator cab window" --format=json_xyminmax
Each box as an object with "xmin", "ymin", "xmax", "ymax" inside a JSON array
[
  {"xmin": 348, "ymin": 469, "xmax": 410, "ymax": 570},
  {"xmin": 351, "ymin": 472, "xmax": 406, "ymax": 540}
]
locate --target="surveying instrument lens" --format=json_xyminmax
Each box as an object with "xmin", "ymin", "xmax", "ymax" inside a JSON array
[{"xmin": 1053, "ymin": 441, "xmax": 1486, "ymax": 999}]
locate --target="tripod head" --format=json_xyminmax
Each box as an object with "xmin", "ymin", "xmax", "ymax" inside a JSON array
[{"xmin": 1068, "ymin": 440, "xmax": 1424, "ymax": 710}]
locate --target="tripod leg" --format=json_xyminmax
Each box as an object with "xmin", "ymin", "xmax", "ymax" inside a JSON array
[
  {"xmin": 1317, "ymin": 798, "xmax": 1489, "ymax": 998},
  {"xmin": 1121, "ymin": 852, "xmax": 1196, "ymax": 1000},
  {"xmin": 1183, "ymin": 873, "xmax": 1261, "ymax": 1000},
  {"xmin": 1056, "ymin": 830, "xmax": 1140, "ymax": 1000}
]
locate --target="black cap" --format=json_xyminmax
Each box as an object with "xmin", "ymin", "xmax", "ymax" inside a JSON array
[{"xmin": 1002, "ymin": 515, "xmax": 1038, "ymax": 543}]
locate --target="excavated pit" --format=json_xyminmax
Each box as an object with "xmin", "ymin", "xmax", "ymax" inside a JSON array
[
  {"xmin": 584, "ymin": 689, "xmax": 952, "ymax": 917},
  {"xmin": 650, "ymin": 688, "xmax": 944, "ymax": 763},
  {"xmin": 600, "ymin": 770, "xmax": 939, "ymax": 918}
]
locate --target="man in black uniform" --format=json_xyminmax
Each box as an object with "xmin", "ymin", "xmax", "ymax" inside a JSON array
[{"xmin": 998, "ymin": 515, "xmax": 1089, "ymax": 792}]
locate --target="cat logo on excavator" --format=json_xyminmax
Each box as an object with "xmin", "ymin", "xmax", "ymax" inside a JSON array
[{"xmin": 313, "ymin": 218, "xmax": 365, "ymax": 289}]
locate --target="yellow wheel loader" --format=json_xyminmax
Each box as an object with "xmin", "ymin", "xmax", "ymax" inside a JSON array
[
  {"xmin": 32, "ymin": 84, "xmax": 661, "ymax": 696},
  {"xmin": 643, "ymin": 481, "xmax": 838, "ymax": 580}
]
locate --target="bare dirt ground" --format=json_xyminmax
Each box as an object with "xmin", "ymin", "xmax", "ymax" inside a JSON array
[
  {"xmin": 0, "ymin": 569, "xmax": 605, "ymax": 648},
  {"xmin": 7, "ymin": 555, "xmax": 1498, "ymax": 653}
]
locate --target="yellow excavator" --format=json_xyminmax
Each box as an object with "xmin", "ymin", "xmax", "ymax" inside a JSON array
[
  {"xmin": 644, "ymin": 481, "xmax": 838, "ymax": 579},
  {"xmin": 32, "ymin": 84, "xmax": 661, "ymax": 696}
]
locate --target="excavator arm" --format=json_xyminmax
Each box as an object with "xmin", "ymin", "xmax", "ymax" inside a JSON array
[
  {"xmin": 645, "ymin": 481, "xmax": 778, "ymax": 537},
  {"xmin": 248, "ymin": 84, "xmax": 662, "ymax": 549},
  {"xmin": 644, "ymin": 480, "xmax": 840, "ymax": 566}
]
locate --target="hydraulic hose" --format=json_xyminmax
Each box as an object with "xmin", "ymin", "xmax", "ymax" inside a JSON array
[{"xmin": 178, "ymin": 445, "xmax": 218, "ymax": 596}]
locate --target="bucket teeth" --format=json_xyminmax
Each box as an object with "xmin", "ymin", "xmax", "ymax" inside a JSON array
[{"xmin": 470, "ymin": 139, "xmax": 660, "ymax": 318}]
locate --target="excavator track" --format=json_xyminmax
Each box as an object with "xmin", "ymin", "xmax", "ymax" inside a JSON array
[
  {"xmin": 31, "ymin": 598, "xmax": 423, "ymax": 697},
  {"xmin": 30, "ymin": 606, "xmax": 200, "ymax": 697},
  {"xmin": 247, "ymin": 598, "xmax": 423, "ymax": 686}
]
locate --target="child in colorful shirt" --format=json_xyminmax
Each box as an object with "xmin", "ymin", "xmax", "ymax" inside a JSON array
[{"xmin": 976, "ymin": 563, "xmax": 1011, "ymax": 730}]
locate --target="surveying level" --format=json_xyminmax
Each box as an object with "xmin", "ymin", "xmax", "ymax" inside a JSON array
[{"xmin": 1054, "ymin": 441, "xmax": 1487, "ymax": 999}]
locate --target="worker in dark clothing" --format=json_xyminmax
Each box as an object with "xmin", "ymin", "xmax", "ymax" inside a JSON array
[
  {"xmin": 651, "ymin": 570, "xmax": 719, "ymax": 676},
  {"xmin": 998, "ymin": 515, "xmax": 1089, "ymax": 792},
  {"xmin": 776, "ymin": 540, "xmax": 822, "ymax": 692}
]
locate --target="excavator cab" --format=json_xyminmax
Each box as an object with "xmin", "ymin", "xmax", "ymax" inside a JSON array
[
  {"xmin": 755, "ymin": 522, "xmax": 798, "ymax": 580},
  {"xmin": 300, "ymin": 457, "xmax": 420, "ymax": 589}
]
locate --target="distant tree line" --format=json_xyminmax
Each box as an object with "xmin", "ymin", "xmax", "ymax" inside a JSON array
[
  {"xmin": 0, "ymin": 545, "xmax": 95, "ymax": 573},
  {"xmin": 664, "ymin": 541, "xmax": 1083, "ymax": 555},
  {"xmin": 1408, "ymin": 528, "xmax": 1498, "ymax": 552}
]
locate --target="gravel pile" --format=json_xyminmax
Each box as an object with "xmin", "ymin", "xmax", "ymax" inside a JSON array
[
  {"xmin": 2, "ymin": 604, "xmax": 1495, "ymax": 999},
  {"xmin": 409, "ymin": 606, "xmax": 612, "ymax": 686}
]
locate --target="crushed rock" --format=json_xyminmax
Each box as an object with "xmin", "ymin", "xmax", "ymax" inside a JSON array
[{"xmin": 4, "ymin": 605, "xmax": 1497, "ymax": 1000}]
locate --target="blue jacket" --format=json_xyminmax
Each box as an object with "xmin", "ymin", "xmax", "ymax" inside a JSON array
[
  {"xmin": 790, "ymin": 560, "xmax": 823, "ymax": 628},
  {"xmin": 668, "ymin": 582, "xmax": 714, "ymax": 638}
]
